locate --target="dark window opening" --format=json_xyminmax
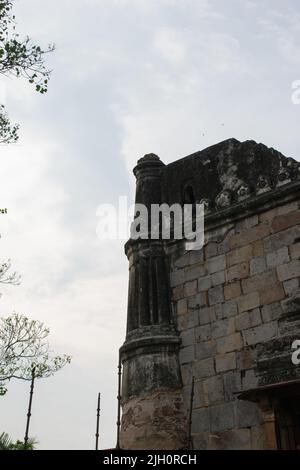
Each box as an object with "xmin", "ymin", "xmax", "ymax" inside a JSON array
[
  {"xmin": 183, "ymin": 185, "xmax": 195, "ymax": 205},
  {"xmin": 275, "ymin": 398, "xmax": 300, "ymax": 450}
]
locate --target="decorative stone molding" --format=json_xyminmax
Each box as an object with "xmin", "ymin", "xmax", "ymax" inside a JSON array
[
  {"xmin": 199, "ymin": 198, "xmax": 212, "ymax": 214},
  {"xmin": 256, "ymin": 175, "xmax": 271, "ymax": 195},
  {"xmin": 215, "ymin": 189, "xmax": 232, "ymax": 209},
  {"xmin": 277, "ymin": 167, "xmax": 291, "ymax": 187},
  {"xmin": 161, "ymin": 138, "xmax": 300, "ymax": 213},
  {"xmin": 237, "ymin": 184, "xmax": 250, "ymax": 201}
]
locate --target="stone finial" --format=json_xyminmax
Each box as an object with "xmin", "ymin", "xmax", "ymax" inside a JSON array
[
  {"xmin": 277, "ymin": 167, "xmax": 291, "ymax": 187},
  {"xmin": 200, "ymin": 198, "xmax": 212, "ymax": 214},
  {"xmin": 237, "ymin": 184, "xmax": 250, "ymax": 201},
  {"xmin": 256, "ymin": 175, "xmax": 271, "ymax": 195},
  {"xmin": 137, "ymin": 153, "xmax": 161, "ymax": 165},
  {"xmin": 215, "ymin": 190, "xmax": 232, "ymax": 209}
]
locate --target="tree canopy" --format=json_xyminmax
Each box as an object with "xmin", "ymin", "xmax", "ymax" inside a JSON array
[
  {"xmin": 0, "ymin": 313, "xmax": 71, "ymax": 395},
  {"xmin": 0, "ymin": 432, "xmax": 36, "ymax": 450},
  {"xmin": 0, "ymin": 0, "xmax": 54, "ymax": 143},
  {"xmin": 0, "ymin": 259, "xmax": 21, "ymax": 287}
]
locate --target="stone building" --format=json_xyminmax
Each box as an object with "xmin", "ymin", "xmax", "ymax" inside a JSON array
[{"xmin": 119, "ymin": 138, "xmax": 300, "ymax": 450}]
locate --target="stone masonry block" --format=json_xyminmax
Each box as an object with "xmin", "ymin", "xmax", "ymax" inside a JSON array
[
  {"xmin": 223, "ymin": 370, "xmax": 242, "ymax": 401},
  {"xmin": 259, "ymin": 201, "xmax": 298, "ymax": 223},
  {"xmin": 179, "ymin": 345, "xmax": 195, "ymax": 364},
  {"xmin": 184, "ymin": 280, "xmax": 198, "ymax": 297},
  {"xmin": 250, "ymin": 256, "xmax": 267, "ymax": 276},
  {"xmin": 195, "ymin": 341, "xmax": 215, "ymax": 360},
  {"xmin": 237, "ymin": 348, "xmax": 257, "ymax": 370},
  {"xmin": 181, "ymin": 329, "xmax": 195, "ymax": 347},
  {"xmin": 212, "ymin": 270, "xmax": 225, "ymax": 286},
  {"xmin": 241, "ymin": 368, "xmax": 258, "ymax": 390},
  {"xmin": 207, "ymin": 428, "xmax": 251, "ymax": 450},
  {"xmin": 205, "ymin": 242, "xmax": 218, "ymax": 259},
  {"xmin": 174, "ymin": 252, "xmax": 190, "ymax": 269},
  {"xmin": 224, "ymin": 282, "xmax": 241, "ymax": 300},
  {"xmin": 259, "ymin": 283, "xmax": 285, "ymax": 305},
  {"xmin": 242, "ymin": 270, "xmax": 277, "ymax": 294},
  {"xmin": 229, "ymin": 224, "xmax": 270, "ymax": 250},
  {"xmin": 261, "ymin": 302, "xmax": 282, "ymax": 323},
  {"xmin": 195, "ymin": 324, "xmax": 211, "ymax": 342},
  {"xmin": 191, "ymin": 408, "xmax": 210, "ymax": 433},
  {"xmin": 266, "ymin": 247, "xmax": 289, "ymax": 268},
  {"xmin": 215, "ymin": 352, "xmax": 236, "ymax": 372},
  {"xmin": 203, "ymin": 375, "xmax": 224, "ymax": 406},
  {"xmin": 181, "ymin": 363, "xmax": 193, "ymax": 385},
  {"xmin": 210, "ymin": 402, "xmax": 235, "ymax": 432},
  {"xmin": 238, "ymin": 292, "xmax": 260, "ymax": 313},
  {"xmin": 194, "ymin": 358, "xmax": 215, "ymax": 379},
  {"xmin": 264, "ymin": 226, "xmax": 299, "ymax": 253},
  {"xmin": 215, "ymin": 304, "xmax": 223, "ymax": 320},
  {"xmin": 177, "ymin": 299, "xmax": 188, "ymax": 315},
  {"xmin": 189, "ymin": 250, "xmax": 204, "ymax": 265},
  {"xmin": 188, "ymin": 292, "xmax": 207, "ymax": 309},
  {"xmin": 198, "ymin": 275, "xmax": 212, "ymax": 292},
  {"xmin": 193, "ymin": 381, "xmax": 205, "ymax": 408},
  {"xmin": 172, "ymin": 284, "xmax": 184, "ymax": 300},
  {"xmin": 217, "ymin": 332, "xmax": 243, "ymax": 354},
  {"xmin": 235, "ymin": 308, "xmax": 261, "ymax": 331},
  {"xmin": 226, "ymin": 245, "xmax": 253, "ymax": 268},
  {"xmin": 170, "ymin": 269, "xmax": 185, "ymax": 287},
  {"xmin": 283, "ymin": 278, "xmax": 299, "ymax": 295},
  {"xmin": 222, "ymin": 300, "xmax": 238, "ymax": 318},
  {"xmin": 187, "ymin": 311, "xmax": 199, "ymax": 329},
  {"xmin": 226, "ymin": 262, "xmax": 249, "ymax": 283},
  {"xmin": 177, "ymin": 315, "xmax": 188, "ymax": 331},
  {"xmin": 212, "ymin": 318, "xmax": 235, "ymax": 339},
  {"xmin": 290, "ymin": 242, "xmax": 300, "ymax": 260},
  {"xmin": 242, "ymin": 321, "xmax": 278, "ymax": 346},
  {"xmin": 277, "ymin": 260, "xmax": 300, "ymax": 282},
  {"xmin": 177, "ymin": 314, "xmax": 187, "ymax": 331},
  {"xmin": 185, "ymin": 264, "xmax": 206, "ymax": 282},
  {"xmin": 206, "ymin": 255, "xmax": 226, "ymax": 274},
  {"xmin": 235, "ymin": 400, "xmax": 262, "ymax": 427},
  {"xmin": 199, "ymin": 306, "xmax": 216, "ymax": 325},
  {"xmin": 208, "ymin": 285, "xmax": 224, "ymax": 305},
  {"xmin": 236, "ymin": 215, "xmax": 259, "ymax": 231},
  {"xmin": 271, "ymin": 210, "xmax": 300, "ymax": 233},
  {"xmin": 252, "ymin": 240, "xmax": 264, "ymax": 257},
  {"xmin": 193, "ymin": 433, "xmax": 209, "ymax": 450}
]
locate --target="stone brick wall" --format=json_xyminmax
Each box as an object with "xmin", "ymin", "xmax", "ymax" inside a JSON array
[
  {"xmin": 170, "ymin": 200, "xmax": 300, "ymax": 449},
  {"xmin": 120, "ymin": 139, "xmax": 300, "ymax": 450},
  {"xmin": 120, "ymin": 389, "xmax": 187, "ymax": 449}
]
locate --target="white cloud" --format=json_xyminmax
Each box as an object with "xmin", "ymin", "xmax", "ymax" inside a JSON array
[
  {"xmin": 154, "ymin": 29, "xmax": 187, "ymax": 65},
  {"xmin": 0, "ymin": 0, "xmax": 299, "ymax": 450}
]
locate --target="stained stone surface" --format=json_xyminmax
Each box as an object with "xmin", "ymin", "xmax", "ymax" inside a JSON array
[{"xmin": 120, "ymin": 138, "xmax": 300, "ymax": 450}]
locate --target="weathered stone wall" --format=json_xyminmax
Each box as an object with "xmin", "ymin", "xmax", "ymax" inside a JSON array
[
  {"xmin": 169, "ymin": 200, "xmax": 300, "ymax": 449},
  {"xmin": 120, "ymin": 139, "xmax": 300, "ymax": 450},
  {"xmin": 120, "ymin": 389, "xmax": 187, "ymax": 449}
]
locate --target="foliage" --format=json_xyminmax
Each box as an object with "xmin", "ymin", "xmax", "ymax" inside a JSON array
[
  {"xmin": 0, "ymin": 104, "xmax": 19, "ymax": 143},
  {"xmin": 0, "ymin": 0, "xmax": 54, "ymax": 144},
  {"xmin": 0, "ymin": 313, "xmax": 71, "ymax": 395},
  {"xmin": 0, "ymin": 259, "xmax": 21, "ymax": 287},
  {"xmin": 0, "ymin": 432, "xmax": 36, "ymax": 450}
]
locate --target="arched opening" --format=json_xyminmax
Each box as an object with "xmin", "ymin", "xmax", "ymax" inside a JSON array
[{"xmin": 183, "ymin": 185, "xmax": 195, "ymax": 204}]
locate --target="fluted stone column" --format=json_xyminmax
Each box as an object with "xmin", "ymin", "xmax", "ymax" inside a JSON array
[{"xmin": 120, "ymin": 154, "xmax": 187, "ymax": 450}]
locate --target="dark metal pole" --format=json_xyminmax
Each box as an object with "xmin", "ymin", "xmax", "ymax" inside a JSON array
[
  {"xmin": 116, "ymin": 356, "xmax": 122, "ymax": 449},
  {"xmin": 24, "ymin": 367, "xmax": 36, "ymax": 450},
  {"xmin": 187, "ymin": 376, "xmax": 195, "ymax": 450},
  {"xmin": 95, "ymin": 392, "xmax": 101, "ymax": 450}
]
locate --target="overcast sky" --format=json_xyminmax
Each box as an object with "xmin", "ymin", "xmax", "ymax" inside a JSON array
[{"xmin": 0, "ymin": 0, "xmax": 299, "ymax": 450}]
